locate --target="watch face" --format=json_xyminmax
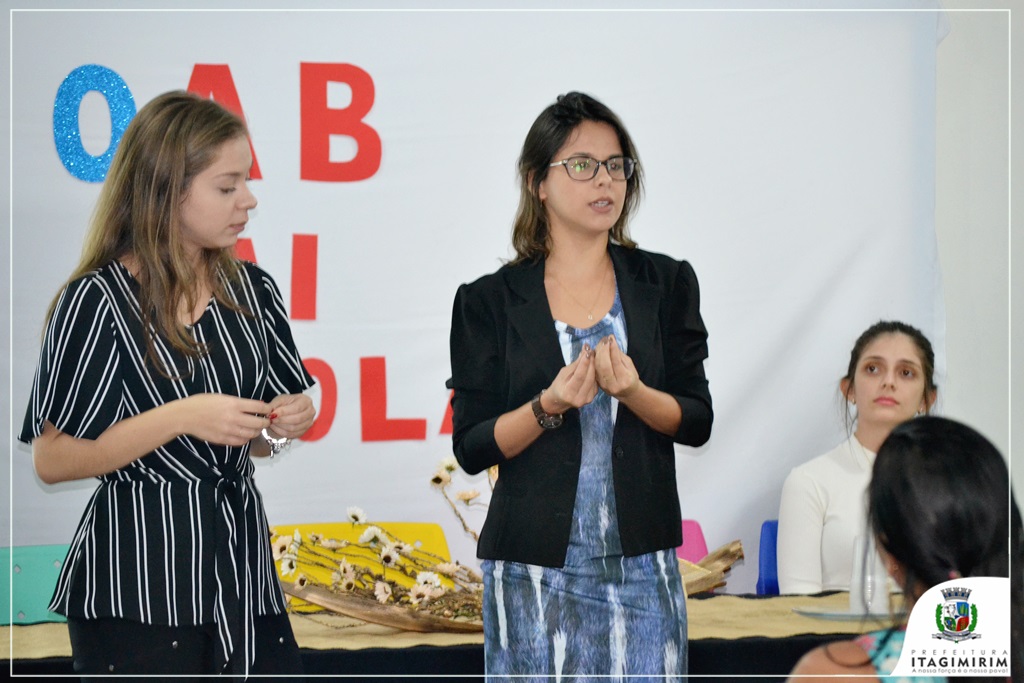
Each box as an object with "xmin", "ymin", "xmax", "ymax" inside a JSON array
[
  {"xmin": 539, "ymin": 413, "xmax": 564, "ymax": 429},
  {"xmin": 532, "ymin": 394, "xmax": 564, "ymax": 429}
]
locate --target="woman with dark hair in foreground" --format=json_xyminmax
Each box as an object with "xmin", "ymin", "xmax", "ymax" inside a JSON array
[{"xmin": 789, "ymin": 416, "xmax": 1021, "ymax": 682}]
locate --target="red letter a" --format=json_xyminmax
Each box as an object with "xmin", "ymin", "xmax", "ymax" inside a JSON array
[{"xmin": 187, "ymin": 64, "xmax": 263, "ymax": 179}]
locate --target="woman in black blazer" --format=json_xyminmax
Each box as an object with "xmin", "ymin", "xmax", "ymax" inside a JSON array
[{"xmin": 449, "ymin": 92, "xmax": 712, "ymax": 679}]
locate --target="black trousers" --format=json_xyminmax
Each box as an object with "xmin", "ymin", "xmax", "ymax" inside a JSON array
[{"xmin": 67, "ymin": 612, "xmax": 304, "ymax": 680}]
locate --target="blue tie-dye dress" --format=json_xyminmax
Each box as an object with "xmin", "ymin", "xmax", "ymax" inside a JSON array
[{"xmin": 482, "ymin": 288, "xmax": 688, "ymax": 682}]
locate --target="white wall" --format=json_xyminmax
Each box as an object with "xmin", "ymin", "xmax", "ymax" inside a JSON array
[{"xmin": 934, "ymin": 2, "xmax": 1018, "ymax": 498}]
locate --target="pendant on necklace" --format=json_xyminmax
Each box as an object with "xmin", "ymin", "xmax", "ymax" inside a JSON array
[{"xmin": 587, "ymin": 313, "xmax": 594, "ymax": 321}]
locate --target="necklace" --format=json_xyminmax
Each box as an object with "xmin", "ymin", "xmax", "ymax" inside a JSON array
[{"xmin": 550, "ymin": 262, "xmax": 612, "ymax": 322}]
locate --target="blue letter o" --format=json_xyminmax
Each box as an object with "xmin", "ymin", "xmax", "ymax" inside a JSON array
[{"xmin": 53, "ymin": 65, "xmax": 136, "ymax": 182}]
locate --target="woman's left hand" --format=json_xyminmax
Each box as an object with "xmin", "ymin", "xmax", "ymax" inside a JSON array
[
  {"xmin": 594, "ymin": 335, "xmax": 641, "ymax": 399},
  {"xmin": 266, "ymin": 393, "xmax": 316, "ymax": 439}
]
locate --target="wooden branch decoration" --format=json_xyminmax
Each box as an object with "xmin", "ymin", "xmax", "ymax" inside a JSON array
[
  {"xmin": 281, "ymin": 581, "xmax": 483, "ymax": 633},
  {"xmin": 679, "ymin": 540, "xmax": 744, "ymax": 596}
]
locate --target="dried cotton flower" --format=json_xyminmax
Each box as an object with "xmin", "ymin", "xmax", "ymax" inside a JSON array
[
  {"xmin": 408, "ymin": 584, "xmax": 432, "ymax": 605},
  {"xmin": 455, "ymin": 489, "xmax": 480, "ymax": 504},
  {"xmin": 379, "ymin": 544, "xmax": 399, "ymax": 567},
  {"xmin": 358, "ymin": 526, "xmax": 384, "ymax": 545},
  {"xmin": 272, "ymin": 536, "xmax": 290, "ymax": 561},
  {"xmin": 416, "ymin": 571, "xmax": 442, "ymax": 588},
  {"xmin": 434, "ymin": 562, "xmax": 460, "ymax": 577},
  {"xmin": 346, "ymin": 506, "xmax": 367, "ymax": 525},
  {"xmin": 285, "ymin": 529, "xmax": 301, "ymax": 557}
]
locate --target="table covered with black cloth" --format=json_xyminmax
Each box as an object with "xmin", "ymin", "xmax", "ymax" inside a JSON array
[{"xmin": 4, "ymin": 591, "xmax": 892, "ymax": 681}]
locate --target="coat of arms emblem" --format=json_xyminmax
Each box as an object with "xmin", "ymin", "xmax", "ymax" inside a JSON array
[{"xmin": 934, "ymin": 586, "xmax": 980, "ymax": 642}]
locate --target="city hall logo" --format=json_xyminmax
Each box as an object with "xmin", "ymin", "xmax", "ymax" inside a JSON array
[
  {"xmin": 894, "ymin": 577, "xmax": 1008, "ymax": 677},
  {"xmin": 933, "ymin": 586, "xmax": 980, "ymax": 643}
]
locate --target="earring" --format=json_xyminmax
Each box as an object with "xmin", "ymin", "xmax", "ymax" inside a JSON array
[{"xmin": 886, "ymin": 561, "xmax": 904, "ymax": 587}]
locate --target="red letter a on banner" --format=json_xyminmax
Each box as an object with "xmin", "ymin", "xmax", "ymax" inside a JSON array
[
  {"xmin": 187, "ymin": 64, "xmax": 262, "ymax": 179},
  {"xmin": 300, "ymin": 62, "xmax": 381, "ymax": 181},
  {"xmin": 439, "ymin": 390, "xmax": 453, "ymax": 435},
  {"xmin": 360, "ymin": 357, "xmax": 426, "ymax": 441}
]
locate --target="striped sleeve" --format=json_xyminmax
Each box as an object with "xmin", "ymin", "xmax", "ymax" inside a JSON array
[
  {"xmin": 20, "ymin": 275, "xmax": 122, "ymax": 442},
  {"xmin": 251, "ymin": 266, "xmax": 314, "ymax": 399}
]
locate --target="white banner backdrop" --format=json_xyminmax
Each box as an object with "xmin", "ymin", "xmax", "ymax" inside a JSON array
[{"xmin": 7, "ymin": 6, "xmax": 947, "ymax": 595}]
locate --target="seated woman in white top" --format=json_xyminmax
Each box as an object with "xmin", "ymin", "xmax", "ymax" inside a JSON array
[{"xmin": 776, "ymin": 321, "xmax": 937, "ymax": 594}]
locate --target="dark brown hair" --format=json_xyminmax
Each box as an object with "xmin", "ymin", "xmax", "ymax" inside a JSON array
[
  {"xmin": 869, "ymin": 417, "xmax": 1021, "ymax": 683},
  {"xmin": 510, "ymin": 92, "xmax": 644, "ymax": 263},
  {"xmin": 841, "ymin": 320, "xmax": 937, "ymax": 432}
]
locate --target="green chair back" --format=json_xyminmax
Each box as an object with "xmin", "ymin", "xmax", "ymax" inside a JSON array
[{"xmin": 0, "ymin": 544, "xmax": 69, "ymax": 624}]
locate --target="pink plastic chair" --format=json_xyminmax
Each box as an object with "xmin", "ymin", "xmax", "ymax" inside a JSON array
[{"xmin": 676, "ymin": 519, "xmax": 709, "ymax": 564}]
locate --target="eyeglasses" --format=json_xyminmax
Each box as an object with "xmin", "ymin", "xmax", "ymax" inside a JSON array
[{"xmin": 548, "ymin": 155, "xmax": 636, "ymax": 181}]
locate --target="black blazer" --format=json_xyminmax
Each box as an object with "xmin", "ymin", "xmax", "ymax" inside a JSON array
[{"xmin": 449, "ymin": 244, "xmax": 712, "ymax": 567}]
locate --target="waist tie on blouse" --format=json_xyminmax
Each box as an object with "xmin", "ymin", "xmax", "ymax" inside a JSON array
[{"xmin": 211, "ymin": 467, "xmax": 255, "ymax": 677}]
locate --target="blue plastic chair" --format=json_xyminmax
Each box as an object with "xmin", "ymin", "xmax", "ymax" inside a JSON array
[
  {"xmin": 676, "ymin": 519, "xmax": 709, "ymax": 564},
  {"xmin": 0, "ymin": 544, "xmax": 69, "ymax": 624},
  {"xmin": 756, "ymin": 519, "xmax": 779, "ymax": 595}
]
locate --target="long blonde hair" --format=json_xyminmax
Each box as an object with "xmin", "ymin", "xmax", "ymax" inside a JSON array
[{"xmin": 48, "ymin": 90, "xmax": 251, "ymax": 373}]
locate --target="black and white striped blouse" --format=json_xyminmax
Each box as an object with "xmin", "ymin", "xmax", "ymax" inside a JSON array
[{"xmin": 19, "ymin": 259, "xmax": 314, "ymax": 674}]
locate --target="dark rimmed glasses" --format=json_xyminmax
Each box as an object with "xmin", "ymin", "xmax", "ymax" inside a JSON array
[{"xmin": 548, "ymin": 155, "xmax": 637, "ymax": 181}]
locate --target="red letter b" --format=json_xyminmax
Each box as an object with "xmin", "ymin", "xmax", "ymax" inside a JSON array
[{"xmin": 300, "ymin": 63, "xmax": 381, "ymax": 182}]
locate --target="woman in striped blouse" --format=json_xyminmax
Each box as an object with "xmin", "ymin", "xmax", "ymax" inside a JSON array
[{"xmin": 19, "ymin": 91, "xmax": 315, "ymax": 678}]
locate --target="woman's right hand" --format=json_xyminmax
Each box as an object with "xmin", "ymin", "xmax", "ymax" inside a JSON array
[
  {"xmin": 181, "ymin": 394, "xmax": 274, "ymax": 446},
  {"xmin": 543, "ymin": 343, "xmax": 599, "ymax": 413},
  {"xmin": 33, "ymin": 394, "xmax": 274, "ymax": 484},
  {"xmin": 492, "ymin": 344, "xmax": 598, "ymax": 459}
]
